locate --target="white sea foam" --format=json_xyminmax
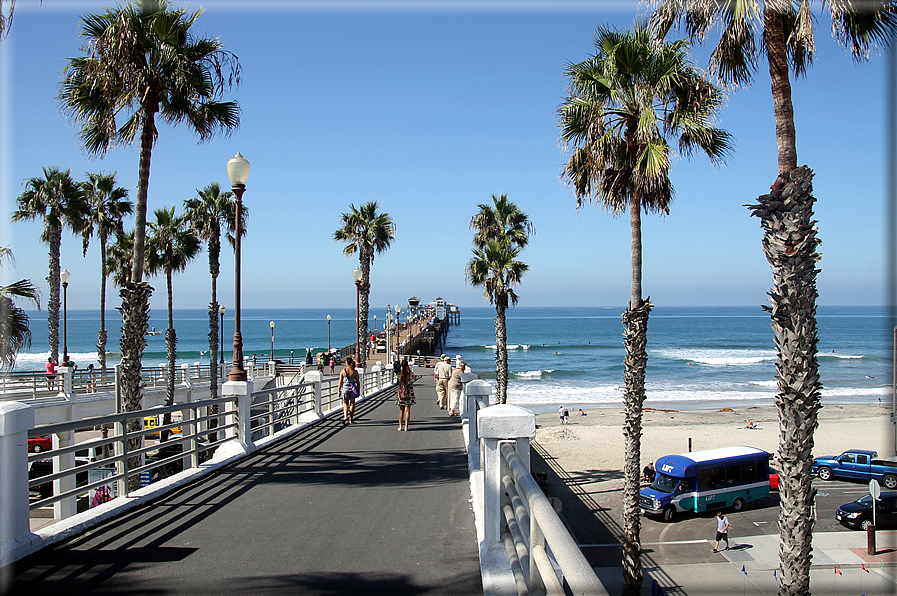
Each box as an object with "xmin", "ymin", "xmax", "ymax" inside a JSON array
[{"xmin": 655, "ymin": 348, "xmax": 777, "ymax": 366}]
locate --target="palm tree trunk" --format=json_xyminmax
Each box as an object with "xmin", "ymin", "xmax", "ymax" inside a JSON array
[
  {"xmin": 764, "ymin": 9, "xmax": 798, "ymax": 174},
  {"xmin": 47, "ymin": 225, "xmax": 62, "ymax": 364},
  {"xmin": 621, "ymin": 193, "xmax": 648, "ymax": 596},
  {"xmin": 119, "ymin": 281, "xmax": 152, "ymax": 491},
  {"xmin": 208, "ymin": 236, "xmax": 221, "ymax": 442},
  {"xmin": 165, "ymin": 270, "xmax": 175, "ymax": 405},
  {"xmin": 359, "ymin": 252, "xmax": 372, "ymax": 369},
  {"xmin": 98, "ymin": 234, "xmax": 108, "ymax": 371},
  {"xmin": 494, "ymin": 298, "xmax": 508, "ymax": 404},
  {"xmin": 749, "ymin": 166, "xmax": 821, "ymax": 596}
]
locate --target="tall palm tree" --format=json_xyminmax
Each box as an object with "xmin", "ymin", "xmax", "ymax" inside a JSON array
[
  {"xmin": 466, "ymin": 239, "xmax": 529, "ymax": 405},
  {"xmin": 12, "ymin": 167, "xmax": 90, "ymax": 364},
  {"xmin": 107, "ymin": 229, "xmax": 135, "ymax": 289},
  {"xmin": 81, "ymin": 171, "xmax": 132, "ymax": 373},
  {"xmin": 650, "ymin": 3, "xmax": 896, "ymax": 592},
  {"xmin": 558, "ymin": 23, "xmax": 731, "ymax": 595},
  {"xmin": 0, "ymin": 247, "xmax": 41, "ymax": 371},
  {"xmin": 183, "ymin": 182, "xmax": 243, "ymax": 400},
  {"xmin": 333, "ymin": 201, "xmax": 395, "ymax": 369},
  {"xmin": 59, "ymin": 1, "xmax": 240, "ymax": 442},
  {"xmin": 469, "ymin": 194, "xmax": 534, "ymax": 404},
  {"xmin": 145, "ymin": 207, "xmax": 200, "ymax": 414}
]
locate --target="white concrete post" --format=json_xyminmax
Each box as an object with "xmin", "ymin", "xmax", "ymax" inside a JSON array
[
  {"xmin": 356, "ymin": 368, "xmax": 365, "ymax": 400},
  {"xmin": 478, "ymin": 404, "xmax": 536, "ymax": 544},
  {"xmin": 222, "ymin": 380, "xmax": 252, "ymax": 453},
  {"xmin": 304, "ymin": 371, "xmax": 323, "ymax": 418},
  {"xmin": 56, "ymin": 366, "xmax": 73, "ymax": 399},
  {"xmin": 181, "ymin": 363, "xmax": 191, "ymax": 386},
  {"xmin": 0, "ymin": 402, "xmax": 35, "ymax": 564},
  {"xmin": 53, "ymin": 429, "xmax": 76, "ymax": 520},
  {"xmin": 459, "ymin": 372, "xmax": 478, "ymax": 417},
  {"xmin": 370, "ymin": 363, "xmax": 382, "ymax": 391},
  {"xmin": 194, "ymin": 361, "xmax": 202, "ymax": 379},
  {"xmin": 465, "ymin": 380, "xmax": 492, "ymax": 445},
  {"xmin": 266, "ymin": 360, "xmax": 276, "ymax": 377}
]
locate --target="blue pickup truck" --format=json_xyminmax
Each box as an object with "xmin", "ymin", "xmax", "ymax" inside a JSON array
[{"xmin": 812, "ymin": 450, "xmax": 897, "ymax": 489}]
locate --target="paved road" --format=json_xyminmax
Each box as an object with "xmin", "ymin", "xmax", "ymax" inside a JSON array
[{"xmin": 6, "ymin": 380, "xmax": 481, "ymax": 596}]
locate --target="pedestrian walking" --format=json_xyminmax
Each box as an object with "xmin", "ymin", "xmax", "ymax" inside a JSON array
[
  {"xmin": 558, "ymin": 406, "xmax": 569, "ymax": 425},
  {"xmin": 713, "ymin": 511, "xmax": 730, "ymax": 552},
  {"xmin": 329, "ymin": 356, "xmax": 335, "ymax": 375},
  {"xmin": 396, "ymin": 360, "xmax": 416, "ymax": 431},
  {"xmin": 338, "ymin": 356, "xmax": 360, "ymax": 425},
  {"xmin": 434, "ymin": 355, "xmax": 452, "ymax": 409},
  {"xmin": 447, "ymin": 360, "xmax": 466, "ymax": 416}
]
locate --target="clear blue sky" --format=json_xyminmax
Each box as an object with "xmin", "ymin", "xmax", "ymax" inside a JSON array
[{"xmin": 0, "ymin": 0, "xmax": 889, "ymax": 313}]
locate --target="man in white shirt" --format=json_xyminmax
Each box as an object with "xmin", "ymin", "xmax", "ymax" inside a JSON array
[
  {"xmin": 713, "ymin": 511, "xmax": 730, "ymax": 552},
  {"xmin": 434, "ymin": 355, "xmax": 452, "ymax": 410}
]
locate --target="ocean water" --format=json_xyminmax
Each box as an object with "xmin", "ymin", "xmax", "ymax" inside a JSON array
[{"xmin": 13, "ymin": 305, "xmax": 892, "ymax": 409}]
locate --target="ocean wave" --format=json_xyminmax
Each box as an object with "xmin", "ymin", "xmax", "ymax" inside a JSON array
[
  {"xmin": 819, "ymin": 353, "xmax": 864, "ymax": 360},
  {"xmin": 655, "ymin": 348, "xmax": 777, "ymax": 367}
]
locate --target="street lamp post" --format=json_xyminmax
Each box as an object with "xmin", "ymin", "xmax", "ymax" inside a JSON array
[
  {"xmin": 226, "ymin": 153, "xmax": 250, "ymax": 382},
  {"xmin": 327, "ymin": 314, "xmax": 331, "ymax": 352},
  {"xmin": 219, "ymin": 305, "xmax": 226, "ymax": 364},
  {"xmin": 269, "ymin": 321, "xmax": 275, "ymax": 361},
  {"xmin": 60, "ymin": 269, "xmax": 70, "ymax": 364},
  {"xmin": 395, "ymin": 304, "xmax": 401, "ymax": 354},
  {"xmin": 386, "ymin": 305, "xmax": 392, "ymax": 363}
]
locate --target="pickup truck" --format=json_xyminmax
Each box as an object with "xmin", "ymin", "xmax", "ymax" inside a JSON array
[{"xmin": 812, "ymin": 450, "xmax": 897, "ymax": 489}]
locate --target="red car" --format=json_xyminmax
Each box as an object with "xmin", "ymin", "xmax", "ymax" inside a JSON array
[
  {"xmin": 28, "ymin": 436, "xmax": 52, "ymax": 453},
  {"xmin": 768, "ymin": 466, "xmax": 780, "ymax": 490}
]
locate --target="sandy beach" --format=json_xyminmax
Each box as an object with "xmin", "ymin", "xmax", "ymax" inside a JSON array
[{"xmin": 534, "ymin": 403, "xmax": 893, "ymax": 491}]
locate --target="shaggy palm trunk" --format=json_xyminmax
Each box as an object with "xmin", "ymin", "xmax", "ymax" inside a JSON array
[
  {"xmin": 749, "ymin": 166, "xmax": 821, "ymax": 596},
  {"xmin": 208, "ymin": 236, "xmax": 221, "ymax": 442},
  {"xmin": 162, "ymin": 272, "xmax": 176, "ymax": 445},
  {"xmin": 98, "ymin": 235, "xmax": 108, "ymax": 371},
  {"xmin": 621, "ymin": 301, "xmax": 650, "ymax": 596},
  {"xmin": 621, "ymin": 190, "xmax": 647, "ymax": 596},
  {"xmin": 47, "ymin": 225, "xmax": 62, "ymax": 364},
  {"xmin": 358, "ymin": 253, "xmax": 371, "ymax": 369},
  {"xmin": 494, "ymin": 297, "xmax": 509, "ymax": 404},
  {"xmin": 119, "ymin": 281, "xmax": 152, "ymax": 491}
]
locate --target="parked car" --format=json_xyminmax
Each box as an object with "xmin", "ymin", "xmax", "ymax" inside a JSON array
[
  {"xmin": 28, "ymin": 459, "xmax": 53, "ymax": 498},
  {"xmin": 836, "ymin": 492, "xmax": 897, "ymax": 531},
  {"xmin": 812, "ymin": 450, "xmax": 897, "ymax": 489},
  {"xmin": 28, "ymin": 436, "xmax": 52, "ymax": 453},
  {"xmin": 768, "ymin": 466, "xmax": 779, "ymax": 491}
]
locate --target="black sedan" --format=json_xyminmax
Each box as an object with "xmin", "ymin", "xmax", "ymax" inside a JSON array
[{"xmin": 836, "ymin": 491, "xmax": 897, "ymax": 530}]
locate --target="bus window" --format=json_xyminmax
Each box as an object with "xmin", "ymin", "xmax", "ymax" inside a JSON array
[
  {"xmin": 709, "ymin": 467, "xmax": 725, "ymax": 488},
  {"xmin": 742, "ymin": 460, "xmax": 757, "ymax": 482},
  {"xmin": 726, "ymin": 464, "xmax": 742, "ymax": 485},
  {"xmin": 699, "ymin": 469, "xmax": 711, "ymax": 490}
]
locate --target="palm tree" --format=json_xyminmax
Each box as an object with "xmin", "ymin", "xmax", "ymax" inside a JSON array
[
  {"xmin": 183, "ymin": 182, "xmax": 243, "ymax": 400},
  {"xmin": 81, "ymin": 171, "xmax": 132, "ymax": 373},
  {"xmin": 0, "ymin": 247, "xmax": 41, "ymax": 371},
  {"xmin": 59, "ymin": 1, "xmax": 240, "ymax": 441},
  {"xmin": 12, "ymin": 167, "xmax": 90, "ymax": 364},
  {"xmin": 145, "ymin": 207, "xmax": 200, "ymax": 415},
  {"xmin": 333, "ymin": 202, "xmax": 395, "ymax": 369},
  {"xmin": 107, "ymin": 229, "xmax": 135, "ymax": 289},
  {"xmin": 650, "ymin": 3, "xmax": 896, "ymax": 592},
  {"xmin": 469, "ymin": 194, "xmax": 534, "ymax": 404},
  {"xmin": 466, "ymin": 240, "xmax": 529, "ymax": 405},
  {"xmin": 558, "ymin": 23, "xmax": 731, "ymax": 595}
]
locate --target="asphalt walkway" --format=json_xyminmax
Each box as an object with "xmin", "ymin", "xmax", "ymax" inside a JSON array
[{"xmin": 6, "ymin": 379, "xmax": 481, "ymax": 596}]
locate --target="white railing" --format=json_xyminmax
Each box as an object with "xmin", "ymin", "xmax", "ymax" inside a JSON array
[
  {"xmin": 0, "ymin": 363, "xmax": 396, "ymax": 566},
  {"xmin": 462, "ymin": 378, "xmax": 607, "ymax": 596}
]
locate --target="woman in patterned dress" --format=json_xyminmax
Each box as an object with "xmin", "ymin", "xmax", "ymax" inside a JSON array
[{"xmin": 397, "ymin": 359, "xmax": 415, "ymax": 431}]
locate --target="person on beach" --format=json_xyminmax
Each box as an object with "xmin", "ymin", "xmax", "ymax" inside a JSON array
[
  {"xmin": 447, "ymin": 359, "xmax": 466, "ymax": 416},
  {"xmin": 46, "ymin": 357, "xmax": 56, "ymax": 390},
  {"xmin": 397, "ymin": 359, "xmax": 415, "ymax": 431},
  {"xmin": 559, "ymin": 406, "xmax": 569, "ymax": 425},
  {"xmin": 578, "ymin": 409, "xmax": 586, "ymax": 416},
  {"xmin": 338, "ymin": 356, "xmax": 360, "ymax": 425},
  {"xmin": 434, "ymin": 355, "xmax": 452, "ymax": 410},
  {"xmin": 713, "ymin": 511, "xmax": 730, "ymax": 552}
]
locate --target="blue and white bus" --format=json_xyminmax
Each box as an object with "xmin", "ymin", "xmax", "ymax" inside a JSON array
[{"xmin": 639, "ymin": 446, "xmax": 770, "ymax": 522}]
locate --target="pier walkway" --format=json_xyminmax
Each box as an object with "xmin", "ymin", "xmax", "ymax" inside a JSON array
[{"xmin": 6, "ymin": 379, "xmax": 483, "ymax": 595}]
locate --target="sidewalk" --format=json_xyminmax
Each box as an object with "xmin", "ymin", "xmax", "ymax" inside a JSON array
[{"xmin": 592, "ymin": 531, "xmax": 897, "ymax": 595}]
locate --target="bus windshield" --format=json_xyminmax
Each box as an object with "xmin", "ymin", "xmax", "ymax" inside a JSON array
[{"xmin": 651, "ymin": 473, "xmax": 680, "ymax": 495}]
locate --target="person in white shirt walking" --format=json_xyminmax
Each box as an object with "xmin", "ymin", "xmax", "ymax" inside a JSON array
[
  {"xmin": 434, "ymin": 355, "xmax": 452, "ymax": 410},
  {"xmin": 713, "ymin": 511, "xmax": 730, "ymax": 552}
]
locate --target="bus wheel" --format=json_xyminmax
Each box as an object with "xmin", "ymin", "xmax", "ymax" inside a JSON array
[
  {"xmin": 663, "ymin": 506, "xmax": 676, "ymax": 522},
  {"xmin": 732, "ymin": 498, "xmax": 745, "ymax": 512}
]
